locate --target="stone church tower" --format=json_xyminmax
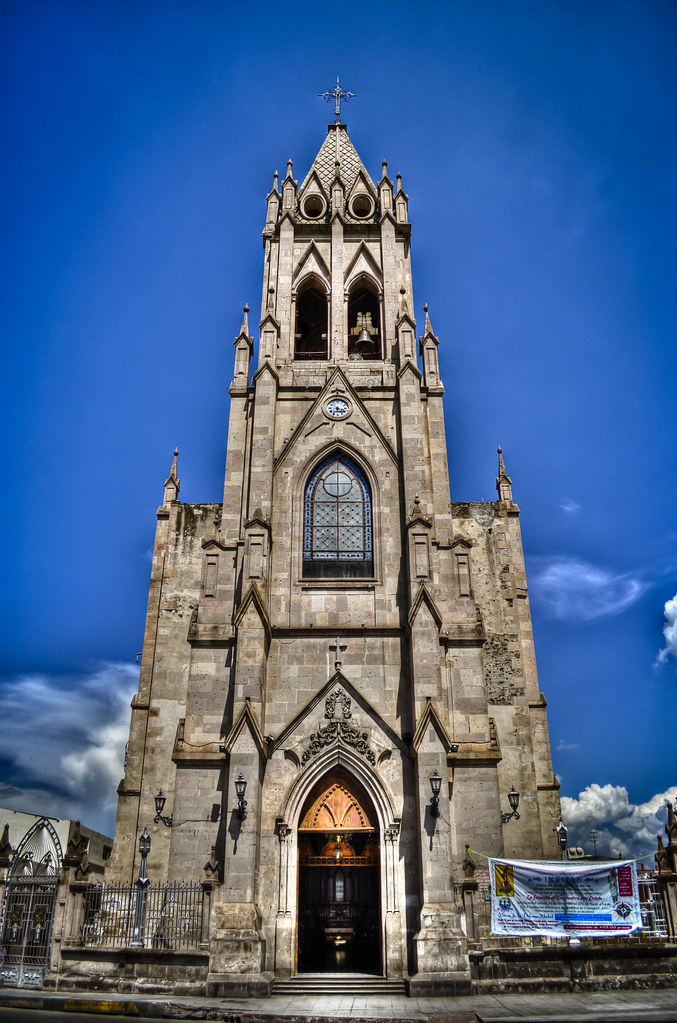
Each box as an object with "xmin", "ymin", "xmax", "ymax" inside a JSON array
[{"xmin": 109, "ymin": 117, "xmax": 561, "ymax": 994}]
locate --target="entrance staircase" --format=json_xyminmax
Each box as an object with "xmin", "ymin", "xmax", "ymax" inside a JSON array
[{"xmin": 272, "ymin": 972, "xmax": 406, "ymax": 996}]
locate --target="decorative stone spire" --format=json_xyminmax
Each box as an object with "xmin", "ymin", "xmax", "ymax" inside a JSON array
[
  {"xmin": 395, "ymin": 173, "xmax": 408, "ymax": 223},
  {"xmin": 233, "ymin": 304, "xmax": 254, "ymax": 381},
  {"xmin": 164, "ymin": 448, "xmax": 180, "ymax": 505},
  {"xmin": 282, "ymin": 159, "xmax": 297, "ymax": 211},
  {"xmin": 265, "ymin": 171, "xmax": 281, "ymax": 226},
  {"xmin": 496, "ymin": 446, "xmax": 513, "ymax": 504},
  {"xmin": 240, "ymin": 303, "xmax": 250, "ymax": 337},
  {"xmin": 419, "ymin": 304, "xmax": 441, "ymax": 388}
]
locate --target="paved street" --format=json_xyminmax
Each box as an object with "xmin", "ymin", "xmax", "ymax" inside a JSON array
[{"xmin": 2, "ymin": 988, "xmax": 677, "ymax": 1022}]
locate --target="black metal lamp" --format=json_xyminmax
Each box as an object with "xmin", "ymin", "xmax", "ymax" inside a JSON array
[
  {"xmin": 138, "ymin": 828, "xmax": 151, "ymax": 859},
  {"xmin": 235, "ymin": 773, "xmax": 248, "ymax": 821},
  {"xmin": 154, "ymin": 790, "xmax": 173, "ymax": 827},
  {"xmin": 501, "ymin": 786, "xmax": 520, "ymax": 824},
  {"xmin": 556, "ymin": 820, "xmax": 568, "ymax": 859},
  {"xmin": 429, "ymin": 770, "xmax": 442, "ymax": 818}
]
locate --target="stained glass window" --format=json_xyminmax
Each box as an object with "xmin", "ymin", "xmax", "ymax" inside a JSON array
[{"xmin": 303, "ymin": 454, "xmax": 373, "ymax": 578}]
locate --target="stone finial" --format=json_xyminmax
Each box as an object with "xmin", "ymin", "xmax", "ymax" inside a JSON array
[
  {"xmin": 164, "ymin": 449, "xmax": 180, "ymax": 505},
  {"xmin": 272, "ymin": 170, "xmax": 279, "ymax": 192},
  {"xmin": 496, "ymin": 445, "xmax": 513, "ymax": 504},
  {"xmin": 285, "ymin": 158, "xmax": 293, "ymax": 179},
  {"xmin": 0, "ymin": 823, "xmax": 12, "ymax": 868},
  {"xmin": 423, "ymin": 303, "xmax": 433, "ymax": 335},
  {"xmin": 75, "ymin": 850, "xmax": 92, "ymax": 881},
  {"xmin": 64, "ymin": 820, "xmax": 89, "ymax": 868},
  {"xmin": 656, "ymin": 834, "xmax": 671, "ymax": 874},
  {"xmin": 462, "ymin": 845, "xmax": 476, "ymax": 879},
  {"xmin": 381, "ymin": 160, "xmax": 388, "ymax": 179},
  {"xmin": 667, "ymin": 800, "xmax": 677, "ymax": 841},
  {"xmin": 396, "ymin": 173, "xmax": 403, "ymax": 192},
  {"xmin": 267, "ymin": 286, "xmax": 275, "ymax": 312},
  {"xmin": 240, "ymin": 304, "xmax": 250, "ymax": 337},
  {"xmin": 399, "ymin": 286, "xmax": 409, "ymax": 317}
]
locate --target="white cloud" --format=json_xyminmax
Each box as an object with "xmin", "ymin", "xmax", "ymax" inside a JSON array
[
  {"xmin": 560, "ymin": 500, "xmax": 581, "ymax": 513},
  {"xmin": 0, "ymin": 663, "xmax": 138, "ymax": 836},
  {"xmin": 556, "ymin": 739, "xmax": 579, "ymax": 751},
  {"xmin": 561, "ymin": 783, "xmax": 677, "ymax": 860},
  {"xmin": 528, "ymin": 556, "xmax": 647, "ymax": 621},
  {"xmin": 656, "ymin": 593, "xmax": 677, "ymax": 668}
]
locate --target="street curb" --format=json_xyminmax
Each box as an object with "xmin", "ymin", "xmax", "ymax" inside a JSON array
[{"xmin": 0, "ymin": 990, "xmax": 479, "ymax": 1023}]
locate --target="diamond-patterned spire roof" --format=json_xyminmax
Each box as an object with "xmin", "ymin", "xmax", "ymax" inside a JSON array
[{"xmin": 299, "ymin": 125, "xmax": 376, "ymax": 198}]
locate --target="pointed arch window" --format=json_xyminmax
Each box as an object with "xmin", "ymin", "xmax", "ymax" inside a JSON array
[
  {"xmin": 303, "ymin": 453, "xmax": 373, "ymax": 578},
  {"xmin": 347, "ymin": 280, "xmax": 381, "ymax": 360},
  {"xmin": 295, "ymin": 277, "xmax": 328, "ymax": 360}
]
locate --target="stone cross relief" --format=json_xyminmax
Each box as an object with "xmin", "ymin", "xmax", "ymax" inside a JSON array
[{"xmin": 329, "ymin": 636, "xmax": 347, "ymax": 672}]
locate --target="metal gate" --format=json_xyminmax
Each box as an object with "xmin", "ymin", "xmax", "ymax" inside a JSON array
[{"xmin": 0, "ymin": 818, "xmax": 62, "ymax": 988}]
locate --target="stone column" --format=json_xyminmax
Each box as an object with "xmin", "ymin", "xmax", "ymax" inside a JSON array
[
  {"xmin": 383, "ymin": 823, "xmax": 404, "ymax": 979},
  {"xmin": 273, "ymin": 820, "xmax": 294, "ymax": 978}
]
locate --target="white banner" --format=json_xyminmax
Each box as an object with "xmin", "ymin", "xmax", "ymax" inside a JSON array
[{"xmin": 489, "ymin": 857, "xmax": 643, "ymax": 937}]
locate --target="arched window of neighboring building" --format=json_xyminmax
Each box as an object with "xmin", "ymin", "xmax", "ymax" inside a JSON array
[
  {"xmin": 295, "ymin": 277, "xmax": 328, "ymax": 360},
  {"xmin": 347, "ymin": 281, "xmax": 381, "ymax": 360},
  {"xmin": 303, "ymin": 453, "xmax": 373, "ymax": 578}
]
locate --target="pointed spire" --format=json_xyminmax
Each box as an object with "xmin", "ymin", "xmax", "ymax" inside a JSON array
[
  {"xmin": 381, "ymin": 160, "xmax": 388, "ymax": 180},
  {"xmin": 164, "ymin": 448, "xmax": 180, "ymax": 505},
  {"xmin": 240, "ymin": 304, "xmax": 249, "ymax": 337},
  {"xmin": 284, "ymin": 159, "xmax": 293, "ymax": 180},
  {"xmin": 496, "ymin": 445, "xmax": 513, "ymax": 504},
  {"xmin": 396, "ymin": 173, "xmax": 403, "ymax": 192},
  {"xmin": 272, "ymin": 170, "xmax": 279, "ymax": 193},
  {"xmin": 424, "ymin": 303, "xmax": 433, "ymax": 335},
  {"xmin": 399, "ymin": 286, "xmax": 409, "ymax": 317}
]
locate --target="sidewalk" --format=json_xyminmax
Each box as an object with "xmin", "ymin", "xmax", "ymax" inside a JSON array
[{"xmin": 1, "ymin": 987, "xmax": 677, "ymax": 1022}]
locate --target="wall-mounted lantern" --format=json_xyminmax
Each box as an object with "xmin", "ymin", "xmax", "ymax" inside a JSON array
[
  {"xmin": 154, "ymin": 790, "xmax": 173, "ymax": 827},
  {"xmin": 429, "ymin": 770, "xmax": 442, "ymax": 818},
  {"xmin": 501, "ymin": 786, "xmax": 520, "ymax": 824},
  {"xmin": 235, "ymin": 773, "xmax": 248, "ymax": 821},
  {"xmin": 556, "ymin": 820, "xmax": 569, "ymax": 860}
]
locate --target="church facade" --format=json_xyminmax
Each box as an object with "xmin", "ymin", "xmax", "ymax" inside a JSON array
[{"xmin": 108, "ymin": 119, "xmax": 561, "ymax": 994}]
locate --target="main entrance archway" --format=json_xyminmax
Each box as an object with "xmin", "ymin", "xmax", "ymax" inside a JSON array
[{"xmin": 297, "ymin": 767, "xmax": 380, "ymax": 974}]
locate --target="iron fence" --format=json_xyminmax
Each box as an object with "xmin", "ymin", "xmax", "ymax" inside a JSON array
[
  {"xmin": 637, "ymin": 871, "xmax": 669, "ymax": 938},
  {"xmin": 80, "ymin": 881, "xmax": 206, "ymax": 950}
]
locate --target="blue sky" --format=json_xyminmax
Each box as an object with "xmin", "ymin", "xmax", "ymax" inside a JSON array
[{"xmin": 2, "ymin": 1, "xmax": 676, "ymax": 854}]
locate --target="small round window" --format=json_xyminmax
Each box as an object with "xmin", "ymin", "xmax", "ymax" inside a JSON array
[
  {"xmin": 302, "ymin": 195, "xmax": 325, "ymax": 219},
  {"xmin": 350, "ymin": 193, "xmax": 374, "ymax": 219}
]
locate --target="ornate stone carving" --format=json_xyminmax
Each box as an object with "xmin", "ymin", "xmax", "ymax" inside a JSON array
[
  {"xmin": 325, "ymin": 688, "xmax": 351, "ymax": 720},
  {"xmin": 301, "ymin": 720, "xmax": 375, "ymax": 765}
]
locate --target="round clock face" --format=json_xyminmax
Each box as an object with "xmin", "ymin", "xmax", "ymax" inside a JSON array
[{"xmin": 326, "ymin": 398, "xmax": 349, "ymax": 419}]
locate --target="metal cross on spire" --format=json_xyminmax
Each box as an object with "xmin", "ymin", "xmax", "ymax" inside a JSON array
[{"xmin": 318, "ymin": 76, "xmax": 357, "ymax": 122}]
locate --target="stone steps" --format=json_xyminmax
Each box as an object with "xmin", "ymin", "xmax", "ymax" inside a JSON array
[{"xmin": 272, "ymin": 972, "xmax": 406, "ymax": 996}]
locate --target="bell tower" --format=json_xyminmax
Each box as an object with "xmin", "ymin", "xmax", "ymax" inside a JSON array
[{"xmin": 109, "ymin": 111, "xmax": 561, "ymax": 997}]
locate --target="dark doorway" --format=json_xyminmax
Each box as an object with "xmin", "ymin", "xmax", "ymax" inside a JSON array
[
  {"xmin": 295, "ymin": 282, "xmax": 328, "ymax": 360},
  {"xmin": 297, "ymin": 771, "xmax": 381, "ymax": 975}
]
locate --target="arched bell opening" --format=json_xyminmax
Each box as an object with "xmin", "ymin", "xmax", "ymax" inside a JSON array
[
  {"xmin": 347, "ymin": 280, "xmax": 381, "ymax": 361},
  {"xmin": 297, "ymin": 766, "xmax": 381, "ymax": 975},
  {"xmin": 295, "ymin": 277, "xmax": 329, "ymax": 360}
]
